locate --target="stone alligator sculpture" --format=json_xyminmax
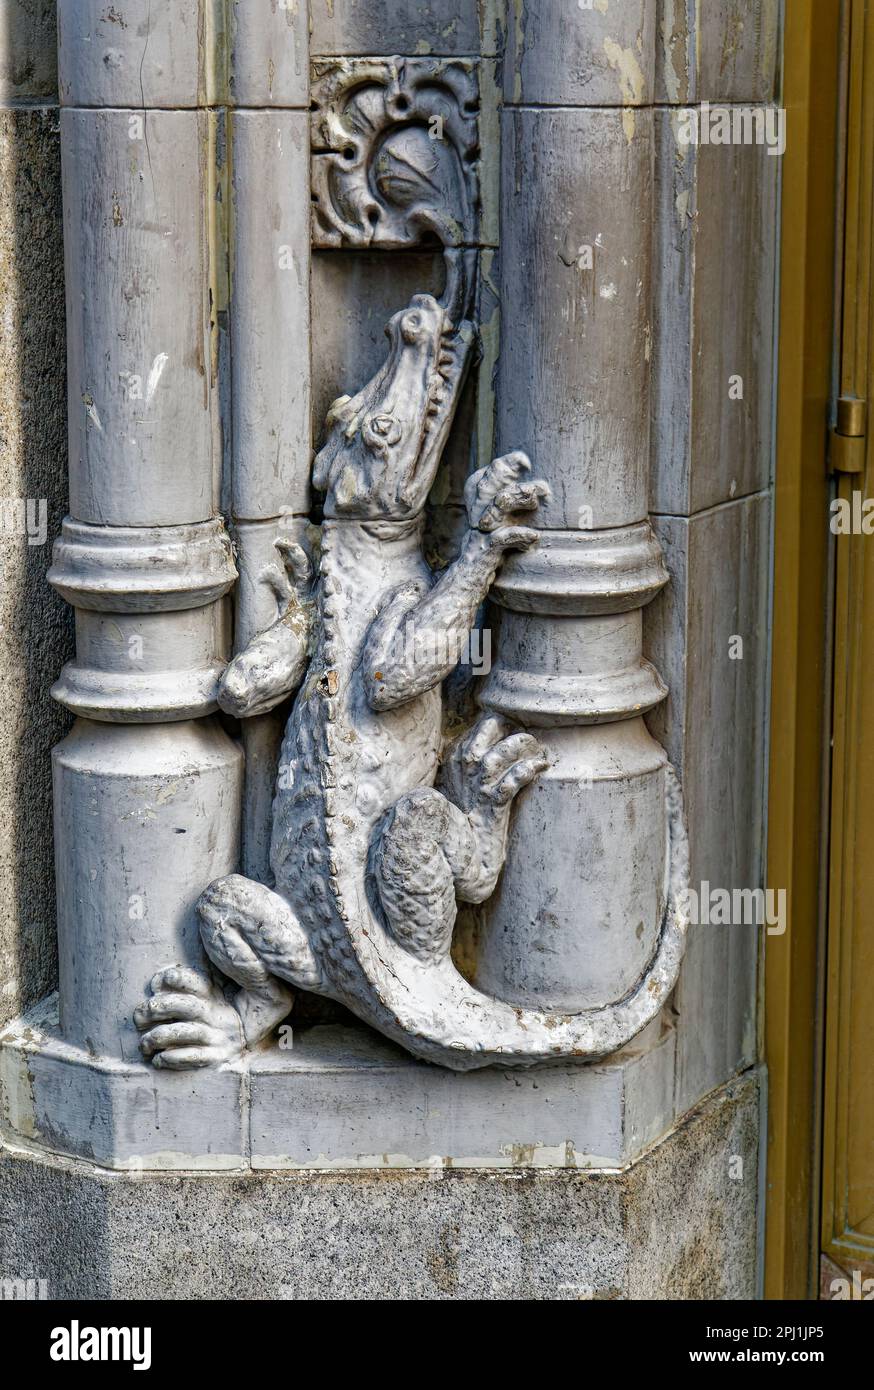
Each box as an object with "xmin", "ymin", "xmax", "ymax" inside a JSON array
[{"xmin": 135, "ymin": 274, "xmax": 689, "ymax": 1072}]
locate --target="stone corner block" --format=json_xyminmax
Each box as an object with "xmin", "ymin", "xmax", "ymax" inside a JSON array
[
  {"xmin": 0, "ymin": 1002, "xmax": 679, "ymax": 1173},
  {"xmin": 249, "ymin": 1020, "xmax": 677, "ymax": 1171},
  {"xmin": 0, "ymin": 997, "xmax": 246, "ymax": 1171}
]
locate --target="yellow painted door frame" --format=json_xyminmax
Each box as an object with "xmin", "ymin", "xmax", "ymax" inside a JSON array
[
  {"xmin": 767, "ymin": 0, "xmax": 874, "ymax": 1300},
  {"xmin": 765, "ymin": 0, "xmax": 843, "ymax": 1300}
]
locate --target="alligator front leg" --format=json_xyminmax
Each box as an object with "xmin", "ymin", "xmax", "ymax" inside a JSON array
[
  {"xmin": 363, "ymin": 452, "xmax": 549, "ymax": 711},
  {"xmin": 219, "ymin": 540, "xmax": 312, "ymax": 719}
]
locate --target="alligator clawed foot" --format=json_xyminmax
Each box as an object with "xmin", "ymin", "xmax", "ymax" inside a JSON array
[
  {"xmin": 477, "ymin": 729, "xmax": 550, "ymax": 808},
  {"xmin": 441, "ymin": 713, "xmax": 549, "ymax": 816},
  {"xmin": 134, "ymin": 966, "xmax": 243, "ymax": 1071},
  {"xmin": 465, "ymin": 450, "xmax": 551, "ymax": 533}
]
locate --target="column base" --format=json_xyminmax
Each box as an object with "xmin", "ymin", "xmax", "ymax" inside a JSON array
[
  {"xmin": 0, "ymin": 1067, "xmax": 760, "ymax": 1299},
  {"xmin": 1, "ymin": 995, "xmax": 676, "ymax": 1173}
]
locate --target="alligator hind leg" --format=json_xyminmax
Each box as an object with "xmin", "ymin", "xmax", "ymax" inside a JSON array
[
  {"xmin": 372, "ymin": 715, "xmax": 548, "ymax": 964},
  {"xmin": 372, "ymin": 788, "xmax": 464, "ymax": 963},
  {"xmin": 135, "ymin": 875, "xmax": 323, "ymax": 1068}
]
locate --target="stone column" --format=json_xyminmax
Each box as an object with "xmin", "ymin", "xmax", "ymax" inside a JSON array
[
  {"xmin": 227, "ymin": 32, "xmax": 311, "ymax": 884},
  {"xmin": 476, "ymin": 5, "xmax": 672, "ymax": 1012},
  {"xmin": 48, "ymin": 2, "xmax": 244, "ymax": 1061}
]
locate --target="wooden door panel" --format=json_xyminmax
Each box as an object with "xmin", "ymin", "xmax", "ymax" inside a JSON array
[{"xmin": 822, "ymin": 0, "xmax": 874, "ymax": 1272}]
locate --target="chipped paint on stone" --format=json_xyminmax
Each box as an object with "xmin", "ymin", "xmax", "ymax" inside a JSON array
[
  {"xmin": 670, "ymin": 105, "xmax": 692, "ymax": 160},
  {"xmin": 659, "ymin": 0, "xmax": 691, "ymax": 104},
  {"xmin": 603, "ymin": 36, "xmax": 646, "ymax": 143}
]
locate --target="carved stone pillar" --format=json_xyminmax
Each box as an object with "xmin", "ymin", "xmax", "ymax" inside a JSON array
[
  {"xmin": 48, "ymin": 4, "xmax": 243, "ymax": 1060},
  {"xmin": 227, "ymin": 61, "xmax": 312, "ymax": 884},
  {"xmin": 474, "ymin": 11, "xmax": 674, "ymax": 1013}
]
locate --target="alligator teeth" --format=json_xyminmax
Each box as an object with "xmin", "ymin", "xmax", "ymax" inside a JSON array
[{"xmin": 439, "ymin": 351, "xmax": 454, "ymax": 366}]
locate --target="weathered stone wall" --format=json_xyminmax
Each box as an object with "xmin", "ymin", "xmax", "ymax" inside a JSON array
[
  {"xmin": 646, "ymin": 0, "xmax": 779, "ymax": 1116},
  {"xmin": 0, "ymin": 1, "xmax": 71, "ymax": 1031}
]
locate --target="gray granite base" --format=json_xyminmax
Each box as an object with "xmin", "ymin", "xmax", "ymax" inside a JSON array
[{"xmin": 0, "ymin": 1070, "xmax": 760, "ymax": 1300}]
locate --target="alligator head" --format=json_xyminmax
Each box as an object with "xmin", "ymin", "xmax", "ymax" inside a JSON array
[{"xmin": 313, "ymin": 292, "xmax": 474, "ymax": 520}]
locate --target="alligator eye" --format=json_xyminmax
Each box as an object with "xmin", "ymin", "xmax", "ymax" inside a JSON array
[
  {"xmin": 400, "ymin": 312, "xmax": 424, "ymax": 344},
  {"xmin": 369, "ymin": 414, "xmax": 399, "ymax": 438},
  {"xmin": 362, "ymin": 413, "xmax": 402, "ymax": 454}
]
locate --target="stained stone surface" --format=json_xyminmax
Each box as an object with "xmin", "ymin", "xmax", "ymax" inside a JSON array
[
  {"xmin": 309, "ymin": 0, "xmax": 499, "ymax": 58},
  {"xmin": 0, "ymin": 1070, "xmax": 759, "ymax": 1300},
  {"xmin": 655, "ymin": 0, "xmax": 780, "ymax": 105},
  {"xmin": 646, "ymin": 494, "xmax": 770, "ymax": 1116},
  {"xmin": 0, "ymin": 96, "xmax": 71, "ymax": 1031},
  {"xmin": 0, "ymin": 0, "xmax": 56, "ymax": 102},
  {"xmin": 650, "ymin": 112, "xmax": 779, "ymax": 515}
]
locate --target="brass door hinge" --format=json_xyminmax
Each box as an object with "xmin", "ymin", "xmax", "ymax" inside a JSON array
[{"xmin": 829, "ymin": 396, "xmax": 867, "ymax": 474}]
